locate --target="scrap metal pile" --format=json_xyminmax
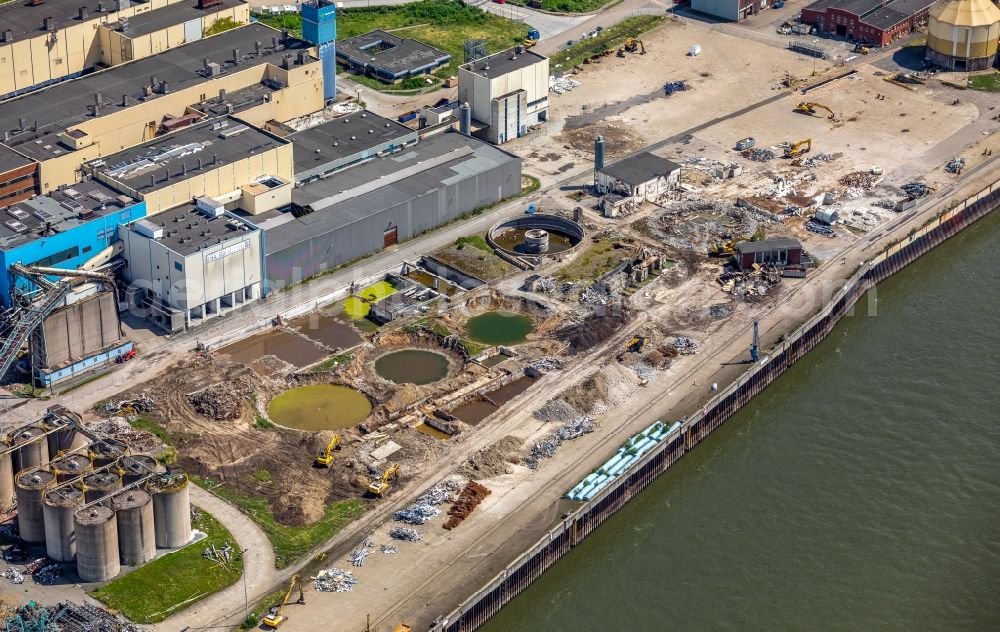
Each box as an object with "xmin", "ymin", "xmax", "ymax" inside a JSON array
[
  {"xmin": 667, "ymin": 336, "xmax": 700, "ymax": 356},
  {"xmin": 391, "ymin": 479, "xmax": 460, "ymax": 525},
  {"xmin": 944, "ymin": 157, "xmax": 965, "ymax": 174},
  {"xmin": 741, "ymin": 148, "xmax": 776, "ymax": 162},
  {"xmin": 203, "ymin": 542, "xmax": 236, "ymax": 564},
  {"xmin": 348, "ymin": 547, "xmax": 371, "ymax": 567},
  {"xmin": 101, "ymin": 393, "xmax": 155, "ymax": 415},
  {"xmin": 900, "ymin": 182, "xmax": 931, "ymax": 199},
  {"xmin": 392, "ymin": 504, "xmax": 439, "ymax": 525},
  {"xmin": 312, "ymin": 568, "xmax": 358, "ymax": 592},
  {"xmin": 2, "ymin": 568, "xmax": 23, "ymax": 584},
  {"xmin": 663, "ymin": 80, "xmax": 688, "ymax": 95},
  {"xmin": 805, "ymin": 218, "xmax": 836, "ymax": 237},
  {"xmin": 443, "ymin": 482, "xmax": 491, "ymax": 530},
  {"xmin": 3, "ymin": 601, "xmax": 140, "ymax": 632},
  {"xmin": 549, "ymin": 76, "xmax": 581, "ymax": 94},
  {"xmin": 87, "ymin": 417, "xmax": 162, "ymax": 452},
  {"xmin": 838, "ymin": 170, "xmax": 882, "ymax": 190},
  {"xmin": 525, "ymin": 416, "xmax": 596, "ymax": 470},
  {"xmin": 389, "ymin": 527, "xmax": 422, "ymax": 542}
]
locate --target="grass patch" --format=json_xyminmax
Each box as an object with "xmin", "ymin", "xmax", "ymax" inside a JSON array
[
  {"xmin": 522, "ymin": 174, "xmax": 541, "ymax": 194},
  {"xmin": 128, "ymin": 415, "xmax": 174, "ymax": 446},
  {"xmin": 191, "ymin": 477, "xmax": 365, "ymax": 569},
  {"xmin": 550, "ymin": 15, "xmax": 667, "ymax": 72},
  {"xmin": 204, "ymin": 17, "xmax": 241, "ymax": 37},
  {"xmin": 903, "ymin": 34, "xmax": 927, "ymax": 48},
  {"xmin": 556, "ymin": 238, "xmax": 622, "ymax": 282},
  {"xmin": 250, "ymin": 469, "xmax": 272, "ymax": 484},
  {"xmin": 311, "ymin": 352, "xmax": 355, "ymax": 372},
  {"xmin": 91, "ymin": 509, "xmax": 241, "ymax": 623},
  {"xmin": 455, "ymin": 235, "xmax": 492, "ymax": 253},
  {"xmin": 968, "ymin": 72, "xmax": 1000, "ymax": 92},
  {"xmin": 459, "ymin": 338, "xmax": 489, "ymax": 356},
  {"xmin": 511, "ymin": 0, "xmax": 612, "ymax": 12},
  {"xmin": 258, "ymin": 1, "xmax": 528, "ymax": 88}
]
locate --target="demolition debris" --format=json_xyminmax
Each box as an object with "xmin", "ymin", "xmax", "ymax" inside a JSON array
[
  {"xmin": 525, "ymin": 417, "xmax": 596, "ymax": 469},
  {"xmin": 945, "ymin": 157, "xmax": 965, "ymax": 174},
  {"xmin": 313, "ymin": 568, "xmax": 358, "ymax": 592},
  {"xmin": 389, "ymin": 527, "xmax": 422, "ymax": 542}
]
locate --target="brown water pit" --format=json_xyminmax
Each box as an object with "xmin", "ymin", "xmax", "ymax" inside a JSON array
[
  {"xmin": 406, "ymin": 270, "xmax": 459, "ymax": 296},
  {"xmin": 487, "ymin": 376, "xmax": 535, "ymax": 405},
  {"xmin": 478, "ymin": 354, "xmax": 509, "ymax": 369},
  {"xmin": 219, "ymin": 329, "xmax": 327, "ymax": 373},
  {"xmin": 450, "ymin": 398, "xmax": 499, "ymax": 425},
  {"xmin": 290, "ymin": 312, "xmax": 363, "ymax": 350},
  {"xmin": 415, "ymin": 423, "xmax": 452, "ymax": 440}
]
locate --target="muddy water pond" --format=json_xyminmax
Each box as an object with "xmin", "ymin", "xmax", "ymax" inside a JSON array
[
  {"xmin": 290, "ymin": 313, "xmax": 362, "ymax": 350},
  {"xmin": 415, "ymin": 423, "xmax": 452, "ymax": 440},
  {"xmin": 375, "ymin": 350, "xmax": 450, "ymax": 385},
  {"xmin": 486, "ymin": 376, "xmax": 535, "ymax": 405},
  {"xmin": 449, "ymin": 398, "xmax": 499, "ymax": 425},
  {"xmin": 267, "ymin": 384, "xmax": 372, "ymax": 430},
  {"xmin": 220, "ymin": 330, "xmax": 327, "ymax": 374},
  {"xmin": 466, "ymin": 311, "xmax": 534, "ymax": 346}
]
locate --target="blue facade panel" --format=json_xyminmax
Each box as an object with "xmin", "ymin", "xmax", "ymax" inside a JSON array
[
  {"xmin": 37, "ymin": 341, "xmax": 133, "ymax": 386},
  {"xmin": 0, "ymin": 201, "xmax": 147, "ymax": 307},
  {"xmin": 301, "ymin": 1, "xmax": 336, "ymax": 44}
]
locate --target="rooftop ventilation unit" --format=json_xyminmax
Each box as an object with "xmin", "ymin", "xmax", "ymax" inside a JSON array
[
  {"xmin": 32, "ymin": 209, "xmax": 54, "ymax": 222},
  {"xmin": 218, "ymin": 124, "xmax": 249, "ymax": 139},
  {"xmin": 5, "ymin": 220, "xmax": 27, "ymax": 233},
  {"xmin": 63, "ymin": 188, "xmax": 81, "ymax": 199},
  {"xmin": 6, "ymin": 207, "xmax": 30, "ymax": 221},
  {"xmin": 60, "ymin": 199, "xmax": 85, "ymax": 214},
  {"xmin": 195, "ymin": 196, "xmax": 225, "ymax": 218}
]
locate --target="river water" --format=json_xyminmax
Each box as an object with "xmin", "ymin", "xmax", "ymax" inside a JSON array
[{"xmin": 481, "ymin": 210, "xmax": 1000, "ymax": 632}]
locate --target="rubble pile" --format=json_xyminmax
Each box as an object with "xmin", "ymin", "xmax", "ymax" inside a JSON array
[
  {"xmin": 415, "ymin": 480, "xmax": 460, "ymax": 506},
  {"xmin": 549, "ymin": 76, "xmax": 581, "ymax": 94},
  {"xmin": 559, "ymin": 304, "xmax": 632, "ymax": 353},
  {"xmin": 312, "ymin": 568, "xmax": 358, "ymax": 592},
  {"xmin": 88, "ymin": 418, "xmax": 162, "ymax": 452},
  {"xmin": 944, "ymin": 157, "xmax": 965, "ymax": 173},
  {"xmin": 34, "ymin": 563, "xmax": 62, "ymax": 584},
  {"xmin": 101, "ymin": 393, "xmax": 155, "ymax": 415},
  {"xmin": 901, "ymin": 182, "xmax": 931, "ymax": 198},
  {"xmin": 348, "ymin": 547, "xmax": 371, "ymax": 567},
  {"xmin": 805, "ymin": 218, "xmax": 836, "ymax": 237},
  {"xmin": 801, "ymin": 153, "xmax": 833, "ymax": 167},
  {"xmin": 535, "ymin": 275, "xmax": 557, "ymax": 293},
  {"xmin": 443, "ymin": 482, "xmax": 491, "ymax": 530},
  {"xmin": 873, "ymin": 198, "xmax": 898, "ymax": 209},
  {"xmin": 709, "ymin": 304, "xmax": 733, "ymax": 318},
  {"xmin": 188, "ymin": 374, "xmax": 258, "ymax": 420},
  {"xmin": 533, "ymin": 399, "xmax": 581, "ymax": 423},
  {"xmin": 2, "ymin": 568, "xmax": 23, "ymax": 584},
  {"xmin": 389, "ymin": 527, "xmax": 422, "ymax": 542},
  {"xmin": 525, "ymin": 357, "xmax": 563, "ymax": 377},
  {"xmin": 25, "ymin": 557, "xmax": 52, "ymax": 574},
  {"xmin": 741, "ymin": 148, "xmax": 776, "ymax": 162},
  {"xmin": 668, "ymin": 337, "xmax": 700, "ymax": 355},
  {"xmin": 525, "ymin": 416, "xmax": 596, "ymax": 470},
  {"xmin": 663, "ymin": 80, "xmax": 688, "ymax": 95},
  {"xmin": 838, "ymin": 171, "xmax": 882, "ymax": 189},
  {"xmin": 718, "ymin": 267, "xmax": 783, "ymax": 299},
  {"xmin": 380, "ymin": 544, "xmax": 398, "ymax": 554},
  {"xmin": 1, "ymin": 545, "xmax": 28, "ymax": 563},
  {"xmin": 460, "ymin": 436, "xmax": 522, "ymax": 479}
]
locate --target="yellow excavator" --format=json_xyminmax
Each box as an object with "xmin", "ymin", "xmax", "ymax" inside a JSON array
[
  {"xmin": 853, "ymin": 44, "xmax": 870, "ymax": 54},
  {"xmin": 622, "ymin": 38, "xmax": 646, "ymax": 54},
  {"xmin": 616, "ymin": 335, "xmax": 648, "ymax": 361},
  {"xmin": 784, "ymin": 138, "xmax": 812, "ymax": 158},
  {"xmin": 794, "ymin": 101, "xmax": 836, "ymax": 120},
  {"xmin": 708, "ymin": 240, "xmax": 738, "ymax": 257},
  {"xmin": 262, "ymin": 575, "xmax": 305, "ymax": 628},
  {"xmin": 367, "ymin": 463, "xmax": 400, "ymax": 496},
  {"xmin": 314, "ymin": 434, "xmax": 342, "ymax": 467}
]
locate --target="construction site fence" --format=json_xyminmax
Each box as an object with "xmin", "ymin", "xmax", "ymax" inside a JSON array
[{"xmin": 430, "ymin": 179, "xmax": 999, "ymax": 632}]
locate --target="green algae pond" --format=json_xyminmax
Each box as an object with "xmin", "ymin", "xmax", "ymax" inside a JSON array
[
  {"xmin": 267, "ymin": 384, "xmax": 372, "ymax": 430},
  {"xmin": 375, "ymin": 349, "xmax": 450, "ymax": 385},
  {"xmin": 466, "ymin": 311, "xmax": 534, "ymax": 346}
]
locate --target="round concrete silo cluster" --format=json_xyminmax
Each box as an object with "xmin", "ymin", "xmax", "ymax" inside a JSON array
[
  {"xmin": 926, "ymin": 0, "xmax": 1000, "ymax": 71},
  {"xmin": 6, "ymin": 418, "xmax": 193, "ymax": 583}
]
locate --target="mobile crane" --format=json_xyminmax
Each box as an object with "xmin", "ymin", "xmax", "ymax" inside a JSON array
[
  {"xmin": 262, "ymin": 575, "xmax": 305, "ymax": 628},
  {"xmin": 367, "ymin": 463, "xmax": 400, "ymax": 496},
  {"xmin": 314, "ymin": 434, "xmax": 342, "ymax": 467},
  {"xmin": 794, "ymin": 101, "xmax": 836, "ymax": 119}
]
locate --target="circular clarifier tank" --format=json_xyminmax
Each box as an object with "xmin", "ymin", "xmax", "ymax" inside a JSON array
[{"xmin": 487, "ymin": 214, "xmax": 584, "ymax": 257}]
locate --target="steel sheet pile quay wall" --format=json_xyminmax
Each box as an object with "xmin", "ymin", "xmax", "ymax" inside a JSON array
[
  {"xmin": 83, "ymin": 471, "xmax": 123, "ymax": 503},
  {"xmin": 149, "ymin": 474, "xmax": 192, "ymax": 548},
  {"xmin": 42, "ymin": 486, "xmax": 84, "ymax": 561},
  {"xmin": 14, "ymin": 469, "xmax": 55, "ymax": 543},
  {"xmin": 13, "ymin": 427, "xmax": 50, "ymax": 471},
  {"xmin": 74, "ymin": 505, "xmax": 120, "ymax": 582},
  {"xmin": 432, "ymin": 178, "xmax": 1000, "ymax": 632},
  {"xmin": 119, "ymin": 455, "xmax": 158, "ymax": 485},
  {"xmin": 113, "ymin": 489, "xmax": 157, "ymax": 565},
  {"xmin": 50, "ymin": 454, "xmax": 92, "ymax": 482}
]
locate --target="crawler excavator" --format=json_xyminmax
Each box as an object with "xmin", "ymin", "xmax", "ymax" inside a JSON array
[
  {"xmin": 262, "ymin": 575, "xmax": 305, "ymax": 628},
  {"xmin": 783, "ymin": 138, "xmax": 812, "ymax": 158},
  {"xmin": 314, "ymin": 434, "xmax": 342, "ymax": 467},
  {"xmin": 794, "ymin": 101, "xmax": 836, "ymax": 120},
  {"xmin": 367, "ymin": 463, "xmax": 400, "ymax": 496}
]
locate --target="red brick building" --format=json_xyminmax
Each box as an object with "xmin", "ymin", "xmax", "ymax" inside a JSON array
[
  {"xmin": 0, "ymin": 145, "xmax": 38, "ymax": 208},
  {"xmin": 801, "ymin": 0, "xmax": 935, "ymax": 46},
  {"xmin": 735, "ymin": 238, "xmax": 802, "ymax": 271}
]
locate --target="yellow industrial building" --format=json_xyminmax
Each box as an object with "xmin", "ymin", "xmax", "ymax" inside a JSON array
[
  {"xmin": 0, "ymin": 0, "xmax": 250, "ymax": 100},
  {"xmin": 0, "ymin": 23, "xmax": 323, "ymax": 195},
  {"xmin": 926, "ymin": 0, "xmax": 1000, "ymax": 70}
]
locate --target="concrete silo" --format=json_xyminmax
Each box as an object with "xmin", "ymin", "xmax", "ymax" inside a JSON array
[
  {"xmin": 42, "ymin": 486, "xmax": 84, "ymax": 561},
  {"xmin": 15, "ymin": 469, "xmax": 55, "ymax": 543},
  {"xmin": 0, "ymin": 444, "xmax": 14, "ymax": 510},
  {"xmin": 89, "ymin": 439, "xmax": 129, "ymax": 467},
  {"xmin": 83, "ymin": 471, "xmax": 123, "ymax": 503},
  {"xmin": 926, "ymin": 0, "xmax": 1000, "ymax": 70},
  {"xmin": 50, "ymin": 454, "xmax": 93, "ymax": 482},
  {"xmin": 12, "ymin": 427, "xmax": 49, "ymax": 471},
  {"xmin": 148, "ymin": 473, "xmax": 192, "ymax": 549},
  {"xmin": 113, "ymin": 489, "xmax": 157, "ymax": 565},
  {"xmin": 119, "ymin": 455, "xmax": 159, "ymax": 485},
  {"xmin": 75, "ymin": 505, "xmax": 120, "ymax": 582}
]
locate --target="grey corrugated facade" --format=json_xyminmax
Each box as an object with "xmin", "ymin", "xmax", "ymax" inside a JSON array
[{"xmin": 261, "ymin": 133, "xmax": 521, "ymax": 289}]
